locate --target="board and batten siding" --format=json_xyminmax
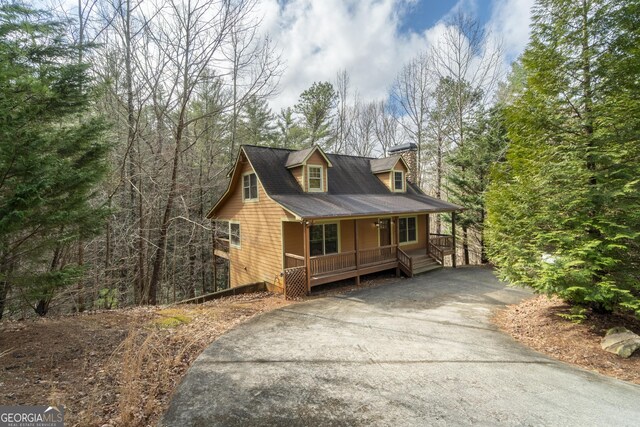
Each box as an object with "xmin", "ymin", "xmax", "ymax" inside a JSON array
[{"xmin": 214, "ymin": 158, "xmax": 295, "ymax": 291}]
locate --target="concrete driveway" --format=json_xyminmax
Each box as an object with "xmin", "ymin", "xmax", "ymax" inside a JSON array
[{"xmin": 162, "ymin": 267, "xmax": 640, "ymax": 426}]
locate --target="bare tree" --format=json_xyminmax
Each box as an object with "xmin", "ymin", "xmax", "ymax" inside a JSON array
[
  {"xmin": 373, "ymin": 100, "xmax": 401, "ymax": 157},
  {"xmin": 348, "ymin": 99, "xmax": 377, "ymax": 157},
  {"xmin": 429, "ymin": 12, "xmax": 503, "ymax": 264},
  {"xmin": 391, "ymin": 51, "xmax": 431, "ymax": 186},
  {"xmin": 333, "ymin": 69, "xmax": 353, "ymax": 154}
]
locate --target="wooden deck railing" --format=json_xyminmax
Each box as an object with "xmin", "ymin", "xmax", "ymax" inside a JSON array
[
  {"xmin": 214, "ymin": 239, "xmax": 229, "ymax": 253},
  {"xmin": 284, "ymin": 253, "xmax": 305, "ymax": 268},
  {"xmin": 397, "ymin": 248, "xmax": 412, "ymax": 272},
  {"xmin": 428, "ymin": 233, "xmax": 453, "ymax": 263},
  {"xmin": 310, "ymin": 251, "xmax": 356, "ymax": 276},
  {"xmin": 429, "ymin": 234, "xmax": 453, "ymax": 249},
  {"xmin": 428, "ymin": 242, "xmax": 444, "ymax": 263},
  {"xmin": 358, "ymin": 245, "xmax": 396, "ymax": 266}
]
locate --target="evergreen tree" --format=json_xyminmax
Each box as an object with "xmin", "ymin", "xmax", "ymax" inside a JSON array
[
  {"xmin": 294, "ymin": 81, "xmax": 337, "ymax": 147},
  {"xmin": 237, "ymin": 95, "xmax": 276, "ymax": 146},
  {"xmin": 486, "ymin": 0, "xmax": 640, "ymax": 316},
  {"xmin": 447, "ymin": 105, "xmax": 509, "ymax": 263},
  {"xmin": 0, "ymin": 4, "xmax": 109, "ymax": 317},
  {"xmin": 276, "ymin": 107, "xmax": 305, "ymax": 149}
]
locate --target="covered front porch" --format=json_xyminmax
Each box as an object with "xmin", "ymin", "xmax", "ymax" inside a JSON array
[{"xmin": 281, "ymin": 213, "xmax": 457, "ymax": 298}]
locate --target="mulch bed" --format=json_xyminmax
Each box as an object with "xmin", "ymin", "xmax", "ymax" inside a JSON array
[{"xmin": 493, "ymin": 295, "xmax": 640, "ymax": 385}]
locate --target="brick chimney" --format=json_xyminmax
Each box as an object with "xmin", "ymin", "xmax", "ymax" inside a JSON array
[{"xmin": 388, "ymin": 143, "xmax": 418, "ymax": 184}]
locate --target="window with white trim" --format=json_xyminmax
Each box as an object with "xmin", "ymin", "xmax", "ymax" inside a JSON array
[
  {"xmin": 307, "ymin": 165, "xmax": 323, "ymax": 192},
  {"xmin": 243, "ymin": 173, "xmax": 258, "ymax": 201},
  {"xmin": 214, "ymin": 220, "xmax": 229, "ymax": 240},
  {"xmin": 398, "ymin": 217, "xmax": 417, "ymax": 244},
  {"xmin": 230, "ymin": 222, "xmax": 241, "ymax": 248},
  {"xmin": 309, "ymin": 223, "xmax": 338, "ymax": 256},
  {"xmin": 393, "ymin": 171, "xmax": 404, "ymax": 191}
]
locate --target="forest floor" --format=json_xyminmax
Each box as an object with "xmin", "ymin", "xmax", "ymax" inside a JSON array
[
  {"xmin": 0, "ymin": 292, "xmax": 291, "ymax": 426},
  {"xmin": 493, "ymin": 295, "xmax": 640, "ymax": 385}
]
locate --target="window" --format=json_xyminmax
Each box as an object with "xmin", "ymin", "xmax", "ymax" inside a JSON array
[
  {"xmin": 309, "ymin": 223, "xmax": 338, "ymax": 256},
  {"xmin": 398, "ymin": 216, "xmax": 417, "ymax": 244},
  {"xmin": 230, "ymin": 222, "xmax": 241, "ymax": 248},
  {"xmin": 215, "ymin": 220, "xmax": 229, "ymax": 240},
  {"xmin": 307, "ymin": 165, "xmax": 323, "ymax": 192},
  {"xmin": 243, "ymin": 173, "xmax": 258, "ymax": 200},
  {"xmin": 393, "ymin": 171, "xmax": 404, "ymax": 191}
]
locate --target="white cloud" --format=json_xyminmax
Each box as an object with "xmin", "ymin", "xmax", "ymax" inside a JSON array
[
  {"xmin": 260, "ymin": 0, "xmax": 534, "ymax": 111},
  {"xmin": 261, "ymin": 0, "xmax": 435, "ymax": 111},
  {"xmin": 487, "ymin": 0, "xmax": 535, "ymax": 62}
]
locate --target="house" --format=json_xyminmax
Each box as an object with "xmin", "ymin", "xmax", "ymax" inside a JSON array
[{"xmin": 207, "ymin": 143, "xmax": 462, "ymax": 298}]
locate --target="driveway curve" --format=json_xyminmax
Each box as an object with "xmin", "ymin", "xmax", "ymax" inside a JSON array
[{"xmin": 162, "ymin": 267, "xmax": 640, "ymax": 426}]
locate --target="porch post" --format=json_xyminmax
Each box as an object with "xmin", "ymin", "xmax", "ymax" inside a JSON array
[
  {"xmin": 303, "ymin": 220, "xmax": 311, "ymax": 293},
  {"xmin": 426, "ymin": 214, "xmax": 431, "ymax": 256},
  {"xmin": 451, "ymin": 212, "xmax": 457, "ymax": 268},
  {"xmin": 354, "ymin": 219, "xmax": 360, "ymax": 286},
  {"xmin": 393, "ymin": 216, "xmax": 400, "ymax": 277}
]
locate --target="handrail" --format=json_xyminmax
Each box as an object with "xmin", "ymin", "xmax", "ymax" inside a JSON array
[
  {"xmin": 284, "ymin": 253, "xmax": 305, "ymax": 268},
  {"xmin": 214, "ymin": 239, "xmax": 229, "ymax": 252},
  {"xmin": 310, "ymin": 250, "xmax": 356, "ymax": 260},
  {"xmin": 397, "ymin": 248, "xmax": 412, "ymax": 272},
  {"xmin": 428, "ymin": 242, "xmax": 444, "ymax": 263},
  {"xmin": 310, "ymin": 251, "xmax": 356, "ymax": 276},
  {"xmin": 358, "ymin": 245, "xmax": 396, "ymax": 266}
]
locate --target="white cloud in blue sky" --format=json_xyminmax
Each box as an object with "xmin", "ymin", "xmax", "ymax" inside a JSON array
[{"xmin": 259, "ymin": 0, "xmax": 535, "ymax": 110}]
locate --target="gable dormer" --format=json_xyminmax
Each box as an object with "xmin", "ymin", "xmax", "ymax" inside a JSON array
[
  {"xmin": 370, "ymin": 155, "xmax": 408, "ymax": 193},
  {"xmin": 286, "ymin": 146, "xmax": 332, "ymax": 193}
]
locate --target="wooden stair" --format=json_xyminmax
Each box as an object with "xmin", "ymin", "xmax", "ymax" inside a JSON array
[{"xmin": 410, "ymin": 254, "xmax": 442, "ymax": 275}]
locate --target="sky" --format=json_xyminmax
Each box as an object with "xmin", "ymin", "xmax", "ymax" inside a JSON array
[{"xmin": 257, "ymin": 0, "xmax": 536, "ymax": 110}]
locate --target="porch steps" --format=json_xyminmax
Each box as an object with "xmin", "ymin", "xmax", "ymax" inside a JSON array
[{"xmin": 411, "ymin": 254, "xmax": 442, "ymax": 275}]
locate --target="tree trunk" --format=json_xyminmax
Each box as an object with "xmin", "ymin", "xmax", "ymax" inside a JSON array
[{"xmin": 148, "ymin": 120, "xmax": 184, "ymax": 305}]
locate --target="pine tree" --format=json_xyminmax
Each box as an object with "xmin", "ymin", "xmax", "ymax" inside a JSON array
[
  {"xmin": 0, "ymin": 4, "xmax": 109, "ymax": 317},
  {"xmin": 294, "ymin": 81, "xmax": 337, "ymax": 147},
  {"xmin": 447, "ymin": 105, "xmax": 508, "ymax": 263},
  {"xmin": 237, "ymin": 95, "xmax": 276, "ymax": 146},
  {"xmin": 486, "ymin": 0, "xmax": 640, "ymax": 316}
]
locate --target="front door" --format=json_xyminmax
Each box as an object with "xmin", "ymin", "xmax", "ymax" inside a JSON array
[{"xmin": 379, "ymin": 219, "xmax": 391, "ymax": 246}]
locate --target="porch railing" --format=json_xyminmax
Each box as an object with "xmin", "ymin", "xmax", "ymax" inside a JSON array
[
  {"xmin": 429, "ymin": 234, "xmax": 453, "ymax": 249},
  {"xmin": 310, "ymin": 251, "xmax": 356, "ymax": 276},
  {"xmin": 214, "ymin": 238, "xmax": 229, "ymax": 253},
  {"xmin": 358, "ymin": 244, "xmax": 396, "ymax": 266},
  {"xmin": 428, "ymin": 233, "xmax": 453, "ymax": 263},
  {"xmin": 284, "ymin": 253, "xmax": 305, "ymax": 268}
]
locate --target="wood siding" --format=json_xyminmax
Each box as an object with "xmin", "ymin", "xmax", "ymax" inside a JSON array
[
  {"xmin": 399, "ymin": 214, "xmax": 427, "ymax": 251},
  {"xmin": 291, "ymin": 166, "xmax": 304, "ymax": 190},
  {"xmin": 283, "ymin": 221, "xmax": 304, "ymax": 256},
  {"xmin": 375, "ymin": 159, "xmax": 408, "ymax": 192},
  {"xmin": 305, "ymin": 151, "xmax": 329, "ymax": 192},
  {"xmin": 214, "ymin": 155, "xmax": 294, "ymax": 290}
]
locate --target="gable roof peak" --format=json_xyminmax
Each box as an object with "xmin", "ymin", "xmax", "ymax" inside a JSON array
[
  {"xmin": 370, "ymin": 154, "xmax": 408, "ymax": 173},
  {"xmin": 285, "ymin": 144, "xmax": 333, "ymax": 168}
]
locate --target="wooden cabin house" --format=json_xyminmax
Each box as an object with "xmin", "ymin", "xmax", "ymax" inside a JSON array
[{"xmin": 207, "ymin": 143, "xmax": 462, "ymax": 298}]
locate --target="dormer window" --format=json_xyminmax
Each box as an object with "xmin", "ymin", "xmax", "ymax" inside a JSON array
[
  {"xmin": 243, "ymin": 172, "xmax": 258, "ymax": 201},
  {"xmin": 308, "ymin": 165, "xmax": 324, "ymax": 192},
  {"xmin": 393, "ymin": 171, "xmax": 405, "ymax": 192}
]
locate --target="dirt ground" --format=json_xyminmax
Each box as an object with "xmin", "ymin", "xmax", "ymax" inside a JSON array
[
  {"xmin": 0, "ymin": 292, "xmax": 291, "ymax": 426},
  {"xmin": 493, "ymin": 295, "xmax": 640, "ymax": 385}
]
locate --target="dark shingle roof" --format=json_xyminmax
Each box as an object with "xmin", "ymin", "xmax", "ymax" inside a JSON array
[
  {"xmin": 284, "ymin": 146, "xmax": 314, "ymax": 168},
  {"xmin": 240, "ymin": 145, "xmax": 461, "ymax": 219},
  {"xmin": 388, "ymin": 142, "xmax": 418, "ymax": 153},
  {"xmin": 370, "ymin": 155, "xmax": 403, "ymax": 173}
]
